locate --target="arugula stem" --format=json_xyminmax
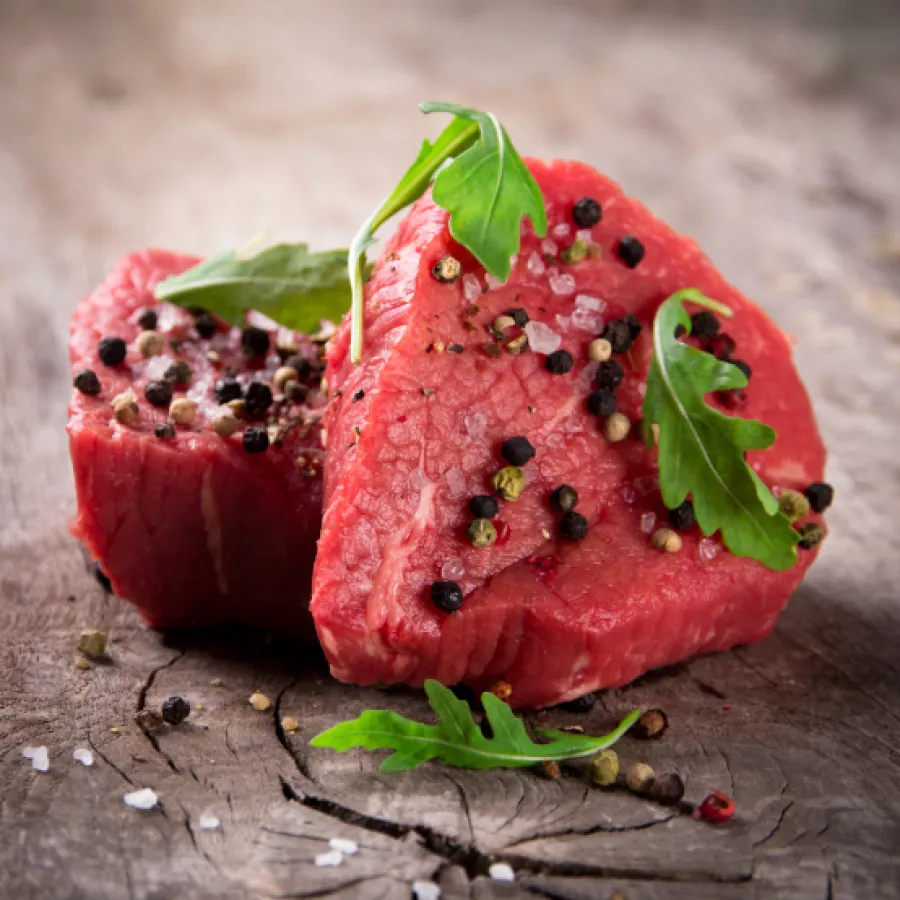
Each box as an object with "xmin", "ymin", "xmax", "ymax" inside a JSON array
[{"xmin": 348, "ymin": 120, "xmax": 480, "ymax": 363}]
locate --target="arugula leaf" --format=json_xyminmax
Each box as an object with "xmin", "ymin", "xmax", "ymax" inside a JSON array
[
  {"xmin": 642, "ymin": 289, "xmax": 800, "ymax": 571},
  {"xmin": 348, "ymin": 102, "xmax": 547, "ymax": 362},
  {"xmin": 423, "ymin": 101, "xmax": 548, "ymax": 280},
  {"xmin": 310, "ymin": 679, "xmax": 639, "ymax": 773},
  {"xmin": 155, "ymin": 242, "xmax": 351, "ymax": 333}
]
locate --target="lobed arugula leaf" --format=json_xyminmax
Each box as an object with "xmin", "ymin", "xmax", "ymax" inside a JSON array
[
  {"xmin": 642, "ymin": 289, "xmax": 800, "ymax": 571},
  {"xmin": 155, "ymin": 242, "xmax": 351, "ymax": 333},
  {"xmin": 310, "ymin": 679, "xmax": 639, "ymax": 773},
  {"xmin": 348, "ymin": 102, "xmax": 546, "ymax": 362}
]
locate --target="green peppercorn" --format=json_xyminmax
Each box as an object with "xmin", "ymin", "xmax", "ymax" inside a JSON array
[
  {"xmin": 492, "ymin": 466, "xmax": 525, "ymax": 501},
  {"xmin": 588, "ymin": 749, "xmax": 619, "ymax": 787},
  {"xmin": 467, "ymin": 518, "xmax": 498, "ymax": 548},
  {"xmin": 778, "ymin": 489, "xmax": 810, "ymax": 523},
  {"xmin": 560, "ymin": 237, "xmax": 589, "ymax": 265},
  {"xmin": 797, "ymin": 522, "xmax": 825, "ymax": 550}
]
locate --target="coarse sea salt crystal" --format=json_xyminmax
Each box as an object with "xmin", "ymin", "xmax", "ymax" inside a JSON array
[
  {"xmin": 527, "ymin": 251, "xmax": 546, "ymax": 276},
  {"xmin": 489, "ymin": 863, "xmax": 516, "ymax": 882},
  {"xmin": 549, "ymin": 273, "xmax": 576, "ymax": 296},
  {"xmin": 524, "ymin": 321, "xmax": 561, "ymax": 355},
  {"xmin": 72, "ymin": 748, "xmax": 93, "ymax": 767},
  {"xmin": 246, "ymin": 310, "xmax": 279, "ymax": 331},
  {"xmin": 143, "ymin": 355, "xmax": 173, "ymax": 382},
  {"xmin": 441, "ymin": 558, "xmax": 465, "ymax": 581},
  {"xmin": 575, "ymin": 294, "xmax": 605, "ymax": 312},
  {"xmin": 445, "ymin": 467, "xmax": 467, "ymax": 498},
  {"xmin": 413, "ymin": 882, "xmax": 442, "ymax": 900},
  {"xmin": 551, "ymin": 223, "xmax": 571, "ymax": 239},
  {"xmin": 571, "ymin": 307, "xmax": 603, "ymax": 332},
  {"xmin": 640, "ymin": 512, "xmax": 657, "ymax": 534},
  {"xmin": 22, "ymin": 746, "xmax": 49, "ymax": 772},
  {"xmin": 124, "ymin": 788, "xmax": 159, "ymax": 810},
  {"xmin": 576, "ymin": 228, "xmax": 593, "ymax": 243},
  {"xmin": 541, "ymin": 238, "xmax": 558, "ymax": 257},
  {"xmin": 198, "ymin": 813, "xmax": 221, "ymax": 830},
  {"xmin": 329, "ymin": 838, "xmax": 358, "ymax": 855},
  {"xmin": 465, "ymin": 412, "xmax": 486, "ymax": 439},
  {"xmin": 315, "ymin": 849, "xmax": 343, "ymax": 867},
  {"xmin": 462, "ymin": 273, "xmax": 482, "ymax": 304},
  {"xmin": 622, "ymin": 484, "xmax": 638, "ymax": 505},
  {"xmin": 699, "ymin": 539, "xmax": 722, "ymax": 563}
]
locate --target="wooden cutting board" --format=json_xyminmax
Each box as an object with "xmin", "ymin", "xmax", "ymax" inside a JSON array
[{"xmin": 1, "ymin": 2, "xmax": 898, "ymax": 898}]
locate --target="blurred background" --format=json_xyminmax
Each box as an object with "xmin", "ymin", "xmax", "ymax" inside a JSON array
[{"xmin": 0, "ymin": 0, "xmax": 898, "ymax": 565}]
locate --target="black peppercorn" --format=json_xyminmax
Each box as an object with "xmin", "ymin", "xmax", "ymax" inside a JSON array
[
  {"xmin": 284, "ymin": 354, "xmax": 313, "ymax": 382},
  {"xmin": 161, "ymin": 696, "xmax": 191, "ymax": 726},
  {"xmin": 214, "ymin": 377, "xmax": 243, "ymax": 405},
  {"xmin": 469, "ymin": 495, "xmax": 499, "ymax": 519},
  {"xmin": 136, "ymin": 308, "xmax": 158, "ymax": 331},
  {"xmin": 797, "ymin": 522, "xmax": 825, "ymax": 550},
  {"xmin": 559, "ymin": 692, "xmax": 596, "ymax": 713},
  {"xmin": 572, "ymin": 197, "xmax": 603, "ymax": 228},
  {"xmin": 507, "ymin": 308, "xmax": 529, "ymax": 328},
  {"xmin": 195, "ymin": 313, "xmax": 217, "ymax": 339},
  {"xmin": 731, "ymin": 359, "xmax": 752, "ymax": 380},
  {"xmin": 73, "ymin": 369, "xmax": 101, "ymax": 396},
  {"xmin": 690, "ymin": 311, "xmax": 720, "ymax": 340},
  {"xmin": 668, "ymin": 499, "xmax": 696, "ymax": 531},
  {"xmin": 559, "ymin": 510, "xmax": 589, "ymax": 541},
  {"xmin": 550, "ymin": 484, "xmax": 579, "ymax": 513},
  {"xmin": 804, "ymin": 482, "xmax": 834, "ymax": 514},
  {"xmin": 145, "ymin": 379, "xmax": 173, "ymax": 407},
  {"xmin": 98, "ymin": 336, "xmax": 127, "ymax": 367},
  {"xmin": 617, "ymin": 236, "xmax": 645, "ymax": 268},
  {"xmin": 596, "ymin": 360, "xmax": 624, "ymax": 390},
  {"xmin": 602, "ymin": 315, "xmax": 642, "ymax": 354},
  {"xmin": 163, "ymin": 360, "xmax": 192, "ymax": 386},
  {"xmin": 244, "ymin": 381, "xmax": 274, "ymax": 416},
  {"xmin": 431, "ymin": 581, "xmax": 464, "ymax": 613},
  {"xmin": 92, "ymin": 561, "xmax": 112, "ymax": 593},
  {"xmin": 649, "ymin": 772, "xmax": 684, "ymax": 806},
  {"xmin": 501, "ymin": 436, "xmax": 535, "ymax": 466},
  {"xmin": 546, "ymin": 349, "xmax": 574, "ymax": 375},
  {"xmin": 241, "ymin": 326, "xmax": 270, "ymax": 357},
  {"xmin": 587, "ymin": 388, "xmax": 617, "ymax": 417},
  {"xmin": 353, "ymin": 389, "xmax": 365, "ymax": 402},
  {"xmin": 242, "ymin": 427, "xmax": 269, "ymax": 454},
  {"xmin": 153, "ymin": 422, "xmax": 176, "ymax": 439}
]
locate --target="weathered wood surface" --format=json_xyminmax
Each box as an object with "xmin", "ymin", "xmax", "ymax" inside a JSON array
[{"xmin": 1, "ymin": 1, "xmax": 899, "ymax": 897}]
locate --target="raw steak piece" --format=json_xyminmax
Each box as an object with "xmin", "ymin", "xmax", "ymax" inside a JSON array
[
  {"xmin": 311, "ymin": 159, "xmax": 827, "ymax": 708},
  {"xmin": 67, "ymin": 250, "xmax": 326, "ymax": 633}
]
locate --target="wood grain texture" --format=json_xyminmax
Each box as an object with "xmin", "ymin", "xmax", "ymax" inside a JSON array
[{"xmin": 1, "ymin": 1, "xmax": 899, "ymax": 897}]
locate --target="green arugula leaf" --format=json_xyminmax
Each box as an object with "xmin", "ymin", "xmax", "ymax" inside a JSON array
[
  {"xmin": 155, "ymin": 242, "xmax": 351, "ymax": 333},
  {"xmin": 310, "ymin": 679, "xmax": 640, "ymax": 773},
  {"xmin": 348, "ymin": 102, "xmax": 547, "ymax": 362},
  {"xmin": 423, "ymin": 101, "xmax": 548, "ymax": 280},
  {"xmin": 642, "ymin": 289, "xmax": 800, "ymax": 571}
]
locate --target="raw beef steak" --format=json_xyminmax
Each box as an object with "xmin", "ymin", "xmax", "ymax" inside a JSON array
[
  {"xmin": 311, "ymin": 159, "xmax": 827, "ymax": 708},
  {"xmin": 68, "ymin": 250, "xmax": 326, "ymax": 633}
]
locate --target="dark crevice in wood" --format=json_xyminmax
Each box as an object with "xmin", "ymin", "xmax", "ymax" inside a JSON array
[
  {"xmin": 505, "ymin": 810, "xmax": 678, "ymax": 849},
  {"xmin": 273, "ymin": 676, "xmax": 311, "ymax": 779},
  {"xmin": 753, "ymin": 800, "xmax": 795, "ymax": 848},
  {"xmin": 279, "ymin": 776, "xmax": 751, "ymax": 884},
  {"xmin": 88, "ymin": 737, "xmax": 135, "ymax": 787},
  {"xmin": 135, "ymin": 649, "xmax": 185, "ymax": 774}
]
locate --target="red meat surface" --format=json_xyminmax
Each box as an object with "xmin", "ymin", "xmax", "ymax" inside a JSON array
[
  {"xmin": 67, "ymin": 250, "xmax": 326, "ymax": 634},
  {"xmin": 311, "ymin": 159, "xmax": 827, "ymax": 708}
]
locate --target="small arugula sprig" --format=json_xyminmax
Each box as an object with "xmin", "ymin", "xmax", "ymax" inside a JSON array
[
  {"xmin": 348, "ymin": 102, "xmax": 547, "ymax": 361},
  {"xmin": 155, "ymin": 240, "xmax": 350, "ymax": 333},
  {"xmin": 310, "ymin": 679, "xmax": 639, "ymax": 773},
  {"xmin": 642, "ymin": 289, "xmax": 800, "ymax": 571}
]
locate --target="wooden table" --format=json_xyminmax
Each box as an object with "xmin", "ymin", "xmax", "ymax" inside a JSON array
[{"xmin": 2, "ymin": 2, "xmax": 899, "ymax": 897}]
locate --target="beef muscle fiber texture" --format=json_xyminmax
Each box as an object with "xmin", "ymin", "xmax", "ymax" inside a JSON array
[
  {"xmin": 68, "ymin": 250, "xmax": 325, "ymax": 633},
  {"xmin": 311, "ymin": 159, "xmax": 826, "ymax": 708}
]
